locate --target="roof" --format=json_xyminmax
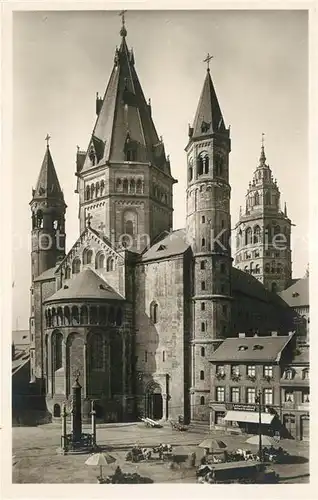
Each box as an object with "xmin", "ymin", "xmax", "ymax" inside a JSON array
[
  {"xmin": 44, "ymin": 268, "xmax": 124, "ymax": 303},
  {"xmin": 33, "ymin": 266, "xmax": 58, "ymax": 282},
  {"xmin": 33, "ymin": 146, "xmax": 64, "ymax": 200},
  {"xmin": 279, "ymin": 277, "xmax": 309, "ymax": 308},
  {"xmin": 209, "ymin": 334, "xmax": 294, "ymax": 363},
  {"xmin": 79, "ymin": 29, "xmax": 172, "ymax": 175},
  {"xmin": 141, "ymin": 229, "xmax": 190, "ymax": 262},
  {"xmin": 12, "ymin": 330, "xmax": 30, "ymax": 346},
  {"xmin": 191, "ymin": 69, "xmax": 228, "ymax": 139}
]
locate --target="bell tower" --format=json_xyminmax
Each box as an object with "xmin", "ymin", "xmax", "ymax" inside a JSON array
[
  {"xmin": 186, "ymin": 56, "xmax": 232, "ymax": 420},
  {"xmin": 30, "ymin": 138, "xmax": 66, "ymax": 281},
  {"xmin": 234, "ymin": 135, "xmax": 292, "ymax": 293}
]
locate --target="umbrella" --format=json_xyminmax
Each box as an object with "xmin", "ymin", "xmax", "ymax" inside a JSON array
[
  {"xmin": 85, "ymin": 452, "xmax": 116, "ymax": 481},
  {"xmin": 245, "ymin": 434, "xmax": 276, "ymax": 446},
  {"xmin": 198, "ymin": 438, "xmax": 227, "ymax": 455}
]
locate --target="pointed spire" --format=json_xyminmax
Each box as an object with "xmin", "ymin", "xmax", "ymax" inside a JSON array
[
  {"xmin": 191, "ymin": 59, "xmax": 227, "ymax": 139},
  {"xmin": 33, "ymin": 137, "xmax": 63, "ymax": 200},
  {"xmin": 259, "ymin": 132, "xmax": 266, "ymax": 166}
]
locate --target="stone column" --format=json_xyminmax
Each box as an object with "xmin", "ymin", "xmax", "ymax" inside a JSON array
[
  {"xmin": 162, "ymin": 394, "xmax": 168, "ymax": 421},
  {"xmin": 48, "ymin": 334, "xmax": 53, "ymax": 396},
  {"xmin": 61, "ymin": 403, "xmax": 68, "ymax": 452},
  {"xmin": 62, "ymin": 338, "xmax": 67, "ymax": 396},
  {"xmin": 90, "ymin": 400, "xmax": 97, "ymax": 448},
  {"xmin": 83, "ymin": 340, "xmax": 87, "ymax": 398},
  {"xmin": 71, "ymin": 377, "xmax": 82, "ymax": 442}
]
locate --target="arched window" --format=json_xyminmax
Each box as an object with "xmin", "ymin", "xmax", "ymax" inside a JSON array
[
  {"xmin": 189, "ymin": 166, "xmax": 193, "ymax": 181},
  {"xmin": 116, "ymin": 308, "xmax": 123, "ymax": 326},
  {"xmin": 52, "ymin": 331, "xmax": 63, "ymax": 371},
  {"xmin": 100, "ymin": 180, "xmax": 105, "ymax": 196},
  {"xmin": 80, "ymin": 305, "xmax": 88, "ymax": 324},
  {"xmin": 204, "ymin": 155, "xmax": 209, "ymax": 174},
  {"xmin": 64, "ymin": 266, "xmax": 71, "ymax": 279},
  {"xmin": 51, "ymin": 308, "xmax": 57, "ymax": 327},
  {"xmin": 129, "ymin": 179, "xmax": 136, "ymax": 193},
  {"xmin": 95, "ymin": 252, "xmax": 105, "ymax": 269},
  {"xmin": 201, "ymin": 237, "xmax": 206, "ymax": 248},
  {"xmin": 271, "ymin": 282, "xmax": 277, "ymax": 293},
  {"xmin": 91, "ymin": 184, "xmax": 95, "ymax": 198},
  {"xmin": 255, "ymin": 264, "xmax": 260, "ymax": 274},
  {"xmin": 116, "ymin": 178, "xmax": 122, "ymax": 191},
  {"xmin": 108, "ymin": 307, "xmax": 115, "ymax": 324},
  {"xmin": 136, "ymin": 179, "xmax": 142, "ymax": 193},
  {"xmin": 150, "ymin": 302, "xmax": 158, "ymax": 324},
  {"xmin": 200, "ymin": 370, "xmax": 205, "ymax": 380},
  {"xmin": 83, "ymin": 248, "xmax": 93, "ymax": 265},
  {"xmin": 90, "ymin": 334, "xmax": 103, "ymax": 370},
  {"xmin": 99, "ymin": 306, "xmax": 107, "ymax": 325},
  {"xmin": 95, "ymin": 182, "xmax": 100, "ymax": 197},
  {"xmin": 200, "ymin": 396, "xmax": 205, "ymax": 405},
  {"xmin": 200, "ymin": 261, "xmax": 206, "ymax": 270},
  {"xmin": 71, "ymin": 306, "xmax": 79, "ymax": 325},
  {"xmin": 125, "ymin": 220, "xmax": 134, "ymax": 235},
  {"xmin": 85, "ymin": 185, "xmax": 90, "ymax": 201},
  {"xmin": 253, "ymin": 226, "xmax": 261, "ymax": 244},
  {"xmin": 72, "ymin": 258, "xmax": 81, "ymax": 274},
  {"xmin": 254, "ymin": 191, "xmax": 260, "ymax": 205},
  {"xmin": 245, "ymin": 227, "xmax": 252, "ymax": 245},
  {"xmin": 57, "ymin": 307, "xmax": 63, "ymax": 326},
  {"xmin": 106, "ymin": 257, "xmax": 114, "ymax": 272},
  {"xmin": 201, "ymin": 346, "xmax": 205, "ymax": 357},
  {"xmin": 47, "ymin": 309, "xmax": 52, "ymax": 328},
  {"xmin": 64, "ymin": 306, "xmax": 70, "ymax": 326},
  {"xmin": 90, "ymin": 306, "xmax": 98, "ymax": 324},
  {"xmin": 201, "ymin": 322, "xmax": 205, "ymax": 332},
  {"xmin": 123, "ymin": 179, "xmax": 128, "ymax": 193},
  {"xmin": 197, "ymin": 156, "xmax": 204, "ymax": 176},
  {"xmin": 264, "ymin": 191, "xmax": 271, "ymax": 205},
  {"xmin": 53, "ymin": 404, "xmax": 61, "ymax": 417}
]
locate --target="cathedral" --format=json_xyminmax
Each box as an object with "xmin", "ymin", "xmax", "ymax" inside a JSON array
[{"xmin": 29, "ymin": 19, "xmax": 298, "ymax": 424}]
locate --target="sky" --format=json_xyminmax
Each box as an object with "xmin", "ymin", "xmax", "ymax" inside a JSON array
[{"xmin": 12, "ymin": 9, "xmax": 308, "ymax": 329}]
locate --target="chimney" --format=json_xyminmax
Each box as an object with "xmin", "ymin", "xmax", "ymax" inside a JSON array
[
  {"xmin": 271, "ymin": 331, "xmax": 278, "ymax": 337},
  {"xmin": 96, "ymin": 92, "xmax": 103, "ymax": 115},
  {"xmin": 238, "ymin": 333, "xmax": 245, "ymax": 338},
  {"xmin": 288, "ymin": 331, "xmax": 294, "ymax": 337}
]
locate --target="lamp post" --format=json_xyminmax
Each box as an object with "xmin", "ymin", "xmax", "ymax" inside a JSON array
[{"xmin": 255, "ymin": 390, "xmax": 262, "ymax": 462}]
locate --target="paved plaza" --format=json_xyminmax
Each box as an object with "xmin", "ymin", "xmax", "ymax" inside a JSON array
[{"xmin": 12, "ymin": 422, "xmax": 309, "ymax": 484}]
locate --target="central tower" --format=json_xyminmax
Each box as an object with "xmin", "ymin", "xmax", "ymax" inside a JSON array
[
  {"xmin": 76, "ymin": 17, "xmax": 177, "ymax": 251},
  {"xmin": 186, "ymin": 58, "xmax": 232, "ymax": 420}
]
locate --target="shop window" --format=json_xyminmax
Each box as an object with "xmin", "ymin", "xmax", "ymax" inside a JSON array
[{"xmin": 215, "ymin": 411, "xmax": 225, "ymax": 425}]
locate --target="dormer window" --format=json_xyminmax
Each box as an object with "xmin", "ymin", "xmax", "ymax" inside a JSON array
[
  {"xmin": 157, "ymin": 245, "xmax": 166, "ymax": 251},
  {"xmin": 253, "ymin": 344, "xmax": 264, "ymax": 350},
  {"xmin": 292, "ymin": 292, "xmax": 300, "ymax": 298},
  {"xmin": 201, "ymin": 121, "xmax": 210, "ymax": 133},
  {"xmin": 238, "ymin": 345, "xmax": 248, "ymax": 351}
]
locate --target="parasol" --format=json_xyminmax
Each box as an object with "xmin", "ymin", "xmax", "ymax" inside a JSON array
[
  {"xmin": 198, "ymin": 438, "xmax": 227, "ymax": 455},
  {"xmin": 245, "ymin": 434, "xmax": 276, "ymax": 446},
  {"xmin": 85, "ymin": 452, "xmax": 116, "ymax": 481}
]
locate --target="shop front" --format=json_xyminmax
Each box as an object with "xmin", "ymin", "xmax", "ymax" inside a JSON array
[{"xmin": 210, "ymin": 403, "xmax": 279, "ymax": 436}]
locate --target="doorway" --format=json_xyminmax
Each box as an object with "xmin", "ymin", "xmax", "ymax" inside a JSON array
[{"xmin": 145, "ymin": 383, "xmax": 163, "ymax": 420}]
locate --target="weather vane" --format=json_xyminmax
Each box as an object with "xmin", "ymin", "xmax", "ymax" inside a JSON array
[
  {"xmin": 45, "ymin": 134, "xmax": 51, "ymax": 147},
  {"xmin": 203, "ymin": 53, "xmax": 213, "ymax": 70}
]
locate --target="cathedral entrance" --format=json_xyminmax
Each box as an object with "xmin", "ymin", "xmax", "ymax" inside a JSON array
[{"xmin": 145, "ymin": 383, "xmax": 163, "ymax": 420}]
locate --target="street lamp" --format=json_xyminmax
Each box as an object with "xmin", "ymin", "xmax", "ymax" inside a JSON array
[{"xmin": 255, "ymin": 390, "xmax": 263, "ymax": 462}]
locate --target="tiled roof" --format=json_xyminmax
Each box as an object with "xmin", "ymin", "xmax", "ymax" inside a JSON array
[
  {"xmin": 141, "ymin": 229, "xmax": 190, "ymax": 262},
  {"xmin": 33, "ymin": 147, "xmax": 64, "ymax": 200},
  {"xmin": 279, "ymin": 277, "xmax": 309, "ymax": 307},
  {"xmin": 33, "ymin": 266, "xmax": 58, "ymax": 282},
  {"xmin": 79, "ymin": 34, "xmax": 172, "ymax": 176},
  {"xmin": 209, "ymin": 334, "xmax": 294, "ymax": 363},
  {"xmin": 44, "ymin": 268, "xmax": 124, "ymax": 303},
  {"xmin": 191, "ymin": 69, "xmax": 227, "ymax": 139}
]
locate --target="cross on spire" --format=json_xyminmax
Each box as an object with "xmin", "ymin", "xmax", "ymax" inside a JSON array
[
  {"xmin": 261, "ymin": 132, "xmax": 265, "ymax": 148},
  {"xmin": 85, "ymin": 212, "xmax": 93, "ymax": 227},
  {"xmin": 203, "ymin": 53, "xmax": 213, "ymax": 71},
  {"xmin": 119, "ymin": 10, "xmax": 127, "ymax": 37},
  {"xmin": 45, "ymin": 134, "xmax": 51, "ymax": 148}
]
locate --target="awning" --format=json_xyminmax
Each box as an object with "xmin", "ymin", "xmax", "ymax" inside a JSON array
[{"xmin": 224, "ymin": 410, "xmax": 274, "ymax": 424}]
